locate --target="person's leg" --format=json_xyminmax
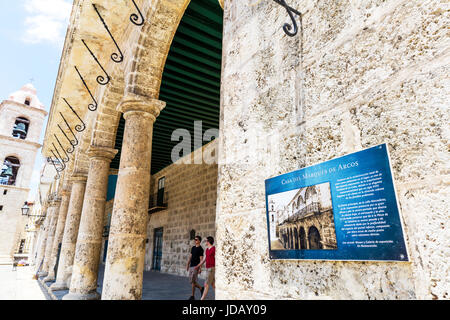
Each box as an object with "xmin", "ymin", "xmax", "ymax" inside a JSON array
[
  {"xmin": 193, "ymin": 268, "xmax": 202, "ymax": 291},
  {"xmin": 189, "ymin": 268, "xmax": 196, "ymax": 298},
  {"xmin": 191, "ymin": 283, "xmax": 196, "ymax": 296},
  {"xmin": 194, "ymin": 280, "xmax": 202, "ymax": 290},
  {"xmin": 201, "ymin": 283, "xmax": 210, "ymax": 300}
]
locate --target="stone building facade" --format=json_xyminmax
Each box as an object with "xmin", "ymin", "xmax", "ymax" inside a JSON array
[
  {"xmin": 275, "ymin": 183, "xmax": 337, "ymax": 250},
  {"xmin": 100, "ymin": 142, "xmax": 217, "ymax": 278},
  {"xmin": 0, "ymin": 84, "xmax": 47, "ymax": 262},
  {"xmin": 32, "ymin": 0, "xmax": 448, "ymax": 300},
  {"xmin": 145, "ymin": 141, "xmax": 218, "ymax": 277}
]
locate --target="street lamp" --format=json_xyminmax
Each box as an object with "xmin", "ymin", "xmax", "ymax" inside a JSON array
[{"xmin": 21, "ymin": 202, "xmax": 30, "ymax": 216}]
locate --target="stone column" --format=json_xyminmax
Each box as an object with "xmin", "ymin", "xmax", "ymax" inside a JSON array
[
  {"xmin": 39, "ymin": 200, "xmax": 61, "ymax": 277},
  {"xmin": 62, "ymin": 146, "xmax": 117, "ymax": 300},
  {"xmin": 51, "ymin": 175, "xmax": 87, "ymax": 291},
  {"xmin": 33, "ymin": 206, "xmax": 48, "ymax": 271},
  {"xmin": 102, "ymin": 95, "xmax": 165, "ymax": 300},
  {"xmin": 43, "ymin": 187, "xmax": 72, "ymax": 282}
]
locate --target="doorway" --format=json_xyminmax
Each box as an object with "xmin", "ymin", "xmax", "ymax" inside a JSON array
[{"xmin": 152, "ymin": 227, "xmax": 164, "ymax": 271}]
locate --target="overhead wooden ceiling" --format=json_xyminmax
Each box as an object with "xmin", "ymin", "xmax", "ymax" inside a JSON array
[{"xmin": 111, "ymin": 0, "xmax": 223, "ymax": 174}]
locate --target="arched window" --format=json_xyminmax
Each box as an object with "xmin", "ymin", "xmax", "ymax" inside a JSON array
[
  {"xmin": 294, "ymin": 228, "xmax": 299, "ymax": 250},
  {"xmin": 299, "ymin": 227, "xmax": 307, "ymax": 249},
  {"xmin": 308, "ymin": 226, "xmax": 322, "ymax": 250},
  {"xmin": 12, "ymin": 117, "xmax": 30, "ymax": 140},
  {"xmin": 0, "ymin": 157, "xmax": 20, "ymax": 186},
  {"xmin": 24, "ymin": 98, "xmax": 31, "ymax": 106}
]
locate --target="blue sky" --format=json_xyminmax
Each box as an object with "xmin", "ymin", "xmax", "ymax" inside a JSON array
[{"xmin": 0, "ymin": 0, "xmax": 72, "ymax": 200}]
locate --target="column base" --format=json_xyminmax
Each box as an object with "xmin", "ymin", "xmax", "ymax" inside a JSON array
[
  {"xmin": 62, "ymin": 291, "xmax": 101, "ymax": 300},
  {"xmin": 38, "ymin": 271, "xmax": 48, "ymax": 278},
  {"xmin": 50, "ymin": 281, "xmax": 69, "ymax": 291},
  {"xmin": 43, "ymin": 275, "xmax": 55, "ymax": 282}
]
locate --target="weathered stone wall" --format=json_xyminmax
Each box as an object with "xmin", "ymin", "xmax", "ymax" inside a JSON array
[
  {"xmin": 0, "ymin": 101, "xmax": 46, "ymax": 144},
  {"xmin": 0, "ymin": 186, "xmax": 29, "ymax": 256},
  {"xmin": 0, "ymin": 97, "xmax": 46, "ymax": 257},
  {"xmin": 217, "ymin": 0, "xmax": 449, "ymax": 300},
  {"xmin": 145, "ymin": 141, "xmax": 218, "ymax": 277}
]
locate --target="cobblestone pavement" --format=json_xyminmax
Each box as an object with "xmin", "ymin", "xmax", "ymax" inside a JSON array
[
  {"xmin": 0, "ymin": 265, "xmax": 46, "ymax": 300},
  {"xmin": 39, "ymin": 264, "xmax": 215, "ymax": 300}
]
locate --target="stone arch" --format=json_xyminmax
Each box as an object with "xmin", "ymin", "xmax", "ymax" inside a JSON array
[
  {"xmin": 1, "ymin": 156, "xmax": 20, "ymax": 186},
  {"xmin": 125, "ymin": 0, "xmax": 191, "ymax": 99},
  {"xmin": 299, "ymin": 227, "xmax": 306, "ymax": 249},
  {"xmin": 305, "ymin": 186, "xmax": 318, "ymax": 204},
  {"xmin": 12, "ymin": 116, "xmax": 30, "ymax": 140},
  {"xmin": 294, "ymin": 228, "xmax": 299, "ymax": 250},
  {"xmin": 308, "ymin": 226, "xmax": 322, "ymax": 250},
  {"xmin": 91, "ymin": 66, "xmax": 126, "ymax": 150},
  {"xmin": 289, "ymin": 228, "xmax": 294, "ymax": 249},
  {"xmin": 296, "ymin": 194, "xmax": 304, "ymax": 208},
  {"xmin": 287, "ymin": 232, "xmax": 290, "ymax": 249},
  {"xmin": 88, "ymin": 0, "xmax": 195, "ymax": 173},
  {"xmin": 282, "ymin": 232, "xmax": 288, "ymax": 249}
]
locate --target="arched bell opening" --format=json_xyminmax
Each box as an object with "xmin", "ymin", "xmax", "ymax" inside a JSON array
[
  {"xmin": 0, "ymin": 156, "xmax": 20, "ymax": 186},
  {"xmin": 12, "ymin": 117, "xmax": 30, "ymax": 140}
]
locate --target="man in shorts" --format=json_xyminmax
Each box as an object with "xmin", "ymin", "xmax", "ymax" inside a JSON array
[
  {"xmin": 195, "ymin": 236, "xmax": 215, "ymax": 300},
  {"xmin": 186, "ymin": 235, "xmax": 204, "ymax": 300}
]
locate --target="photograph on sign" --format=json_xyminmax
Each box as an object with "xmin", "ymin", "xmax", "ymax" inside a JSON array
[
  {"xmin": 265, "ymin": 144, "xmax": 409, "ymax": 262},
  {"xmin": 268, "ymin": 182, "xmax": 337, "ymax": 251}
]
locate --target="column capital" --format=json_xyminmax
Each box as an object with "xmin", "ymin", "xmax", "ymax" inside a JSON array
[
  {"xmin": 117, "ymin": 93, "xmax": 166, "ymax": 121},
  {"xmin": 87, "ymin": 146, "xmax": 118, "ymax": 161},
  {"xmin": 60, "ymin": 190, "xmax": 71, "ymax": 197},
  {"xmin": 68, "ymin": 174, "xmax": 88, "ymax": 184},
  {"xmin": 49, "ymin": 199, "xmax": 62, "ymax": 207}
]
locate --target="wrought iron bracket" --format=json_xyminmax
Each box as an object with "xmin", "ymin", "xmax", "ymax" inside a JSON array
[
  {"xmin": 53, "ymin": 135, "xmax": 70, "ymax": 163},
  {"xmin": 80, "ymin": 41, "xmax": 111, "ymax": 86},
  {"xmin": 49, "ymin": 151, "xmax": 66, "ymax": 172},
  {"xmin": 92, "ymin": 3, "xmax": 124, "ymax": 63},
  {"xmin": 74, "ymin": 66, "xmax": 99, "ymax": 111},
  {"xmin": 273, "ymin": 0, "xmax": 302, "ymax": 37},
  {"xmin": 58, "ymin": 117, "xmax": 78, "ymax": 154},
  {"xmin": 130, "ymin": 0, "xmax": 145, "ymax": 26},
  {"xmin": 62, "ymin": 98, "xmax": 87, "ymax": 132},
  {"xmin": 47, "ymin": 157, "xmax": 62, "ymax": 179}
]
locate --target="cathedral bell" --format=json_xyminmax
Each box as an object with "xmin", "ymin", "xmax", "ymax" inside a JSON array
[
  {"xmin": 1, "ymin": 164, "xmax": 13, "ymax": 177},
  {"xmin": 13, "ymin": 122, "xmax": 27, "ymax": 139}
]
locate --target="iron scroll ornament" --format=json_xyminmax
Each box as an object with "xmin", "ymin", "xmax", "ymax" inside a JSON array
[
  {"xmin": 58, "ymin": 116, "xmax": 78, "ymax": 154},
  {"xmin": 92, "ymin": 3, "xmax": 124, "ymax": 63},
  {"xmin": 47, "ymin": 157, "xmax": 62, "ymax": 179},
  {"xmin": 53, "ymin": 135, "xmax": 70, "ymax": 163},
  {"xmin": 52, "ymin": 142, "xmax": 70, "ymax": 166},
  {"xmin": 62, "ymin": 98, "xmax": 87, "ymax": 132},
  {"xmin": 74, "ymin": 66, "xmax": 99, "ymax": 111},
  {"xmin": 80, "ymin": 41, "xmax": 111, "ymax": 86},
  {"xmin": 273, "ymin": 0, "xmax": 302, "ymax": 37},
  {"xmin": 130, "ymin": 0, "xmax": 145, "ymax": 26},
  {"xmin": 49, "ymin": 150, "xmax": 66, "ymax": 172}
]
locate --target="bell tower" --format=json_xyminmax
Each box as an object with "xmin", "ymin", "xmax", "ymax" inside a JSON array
[{"xmin": 0, "ymin": 84, "xmax": 47, "ymax": 263}]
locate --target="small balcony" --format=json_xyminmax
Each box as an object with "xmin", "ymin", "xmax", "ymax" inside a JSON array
[{"xmin": 148, "ymin": 191, "xmax": 168, "ymax": 214}]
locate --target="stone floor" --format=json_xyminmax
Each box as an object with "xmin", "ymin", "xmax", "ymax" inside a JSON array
[
  {"xmin": 0, "ymin": 265, "xmax": 46, "ymax": 300},
  {"xmin": 39, "ymin": 264, "xmax": 215, "ymax": 300}
]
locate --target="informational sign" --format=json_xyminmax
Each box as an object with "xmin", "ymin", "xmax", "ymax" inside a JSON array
[{"xmin": 265, "ymin": 144, "xmax": 408, "ymax": 261}]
